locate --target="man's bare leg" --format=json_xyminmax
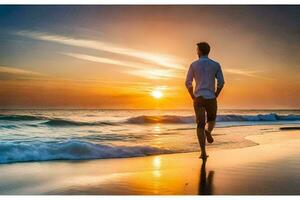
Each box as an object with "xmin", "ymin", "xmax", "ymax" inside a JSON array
[
  {"xmin": 194, "ymin": 100, "xmax": 208, "ymax": 158},
  {"xmin": 197, "ymin": 124, "xmax": 208, "ymax": 158},
  {"xmin": 205, "ymin": 121, "xmax": 215, "ymax": 143},
  {"xmin": 206, "ymin": 121, "xmax": 215, "ymax": 132}
]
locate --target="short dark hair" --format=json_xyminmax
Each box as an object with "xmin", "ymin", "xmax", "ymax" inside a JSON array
[{"xmin": 197, "ymin": 42, "xmax": 210, "ymax": 56}]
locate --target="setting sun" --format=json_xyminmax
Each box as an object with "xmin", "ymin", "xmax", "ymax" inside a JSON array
[{"xmin": 151, "ymin": 90, "xmax": 163, "ymax": 99}]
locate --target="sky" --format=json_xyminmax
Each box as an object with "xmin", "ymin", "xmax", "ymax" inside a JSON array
[{"xmin": 0, "ymin": 5, "xmax": 299, "ymax": 109}]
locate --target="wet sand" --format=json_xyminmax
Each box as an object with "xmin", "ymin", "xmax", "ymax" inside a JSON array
[{"xmin": 0, "ymin": 129, "xmax": 299, "ymax": 195}]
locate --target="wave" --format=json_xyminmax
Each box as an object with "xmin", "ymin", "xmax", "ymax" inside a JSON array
[
  {"xmin": 0, "ymin": 114, "xmax": 115, "ymax": 126},
  {"xmin": 42, "ymin": 119, "xmax": 115, "ymax": 126},
  {"xmin": 0, "ymin": 114, "xmax": 46, "ymax": 121},
  {"xmin": 0, "ymin": 140, "xmax": 174, "ymax": 164},
  {"xmin": 126, "ymin": 113, "xmax": 300, "ymax": 124},
  {"xmin": 217, "ymin": 113, "xmax": 300, "ymax": 122},
  {"xmin": 126, "ymin": 115, "xmax": 194, "ymax": 124},
  {"xmin": 0, "ymin": 124, "xmax": 19, "ymax": 129},
  {"xmin": 1, "ymin": 113, "xmax": 300, "ymax": 127}
]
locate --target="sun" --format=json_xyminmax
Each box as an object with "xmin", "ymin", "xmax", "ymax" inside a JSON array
[{"xmin": 151, "ymin": 89, "xmax": 163, "ymax": 99}]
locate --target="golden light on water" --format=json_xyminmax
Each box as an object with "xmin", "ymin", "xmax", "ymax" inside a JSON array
[
  {"xmin": 152, "ymin": 156, "xmax": 161, "ymax": 169},
  {"xmin": 151, "ymin": 89, "xmax": 163, "ymax": 99}
]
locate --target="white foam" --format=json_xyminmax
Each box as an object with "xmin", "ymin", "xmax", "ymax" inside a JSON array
[{"xmin": 0, "ymin": 140, "xmax": 173, "ymax": 164}]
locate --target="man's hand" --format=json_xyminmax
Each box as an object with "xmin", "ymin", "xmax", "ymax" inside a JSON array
[
  {"xmin": 215, "ymin": 86, "xmax": 224, "ymax": 98},
  {"xmin": 191, "ymin": 94, "xmax": 196, "ymax": 100},
  {"xmin": 187, "ymin": 87, "xmax": 195, "ymax": 101}
]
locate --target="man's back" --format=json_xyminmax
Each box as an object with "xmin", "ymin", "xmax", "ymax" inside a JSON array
[{"xmin": 185, "ymin": 56, "xmax": 224, "ymax": 99}]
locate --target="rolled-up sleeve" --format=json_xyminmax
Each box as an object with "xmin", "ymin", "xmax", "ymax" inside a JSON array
[
  {"xmin": 216, "ymin": 64, "xmax": 225, "ymax": 88},
  {"xmin": 185, "ymin": 65, "xmax": 193, "ymax": 89}
]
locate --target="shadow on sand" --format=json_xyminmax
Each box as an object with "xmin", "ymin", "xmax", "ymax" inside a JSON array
[{"xmin": 198, "ymin": 158, "xmax": 214, "ymax": 195}]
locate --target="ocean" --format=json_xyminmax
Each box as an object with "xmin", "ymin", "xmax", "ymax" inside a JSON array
[{"xmin": 1, "ymin": 109, "xmax": 300, "ymax": 164}]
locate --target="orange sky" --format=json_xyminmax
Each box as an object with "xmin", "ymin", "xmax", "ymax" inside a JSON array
[{"xmin": 0, "ymin": 6, "xmax": 299, "ymax": 109}]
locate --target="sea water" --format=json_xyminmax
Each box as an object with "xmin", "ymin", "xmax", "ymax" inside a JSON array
[{"xmin": 0, "ymin": 109, "xmax": 300, "ymax": 164}]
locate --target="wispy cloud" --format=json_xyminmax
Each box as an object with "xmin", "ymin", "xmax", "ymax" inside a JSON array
[
  {"xmin": 62, "ymin": 52, "xmax": 182, "ymax": 80},
  {"xmin": 16, "ymin": 30, "xmax": 185, "ymax": 70},
  {"xmin": 224, "ymin": 68, "xmax": 274, "ymax": 80},
  {"xmin": 62, "ymin": 52, "xmax": 161, "ymax": 70},
  {"xmin": 0, "ymin": 66, "xmax": 41, "ymax": 76},
  {"xmin": 127, "ymin": 69, "xmax": 181, "ymax": 80}
]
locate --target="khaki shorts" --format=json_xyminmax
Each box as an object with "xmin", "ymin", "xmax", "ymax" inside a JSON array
[{"xmin": 193, "ymin": 96, "xmax": 217, "ymax": 127}]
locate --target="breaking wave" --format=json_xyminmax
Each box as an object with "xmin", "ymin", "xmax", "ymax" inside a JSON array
[
  {"xmin": 42, "ymin": 119, "xmax": 115, "ymax": 126},
  {"xmin": 1, "ymin": 113, "xmax": 300, "ymax": 127},
  {"xmin": 0, "ymin": 115, "xmax": 115, "ymax": 126},
  {"xmin": 0, "ymin": 140, "xmax": 174, "ymax": 164},
  {"xmin": 126, "ymin": 113, "xmax": 300, "ymax": 124},
  {"xmin": 0, "ymin": 115, "xmax": 46, "ymax": 121}
]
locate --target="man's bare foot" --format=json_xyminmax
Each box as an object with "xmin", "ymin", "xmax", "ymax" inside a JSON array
[
  {"xmin": 205, "ymin": 130, "xmax": 214, "ymax": 143},
  {"xmin": 199, "ymin": 154, "xmax": 209, "ymax": 159}
]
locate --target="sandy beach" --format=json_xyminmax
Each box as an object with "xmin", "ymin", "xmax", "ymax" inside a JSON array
[{"xmin": 0, "ymin": 127, "xmax": 299, "ymax": 195}]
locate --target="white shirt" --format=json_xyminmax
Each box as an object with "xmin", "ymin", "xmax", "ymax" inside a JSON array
[{"xmin": 185, "ymin": 56, "xmax": 225, "ymax": 99}]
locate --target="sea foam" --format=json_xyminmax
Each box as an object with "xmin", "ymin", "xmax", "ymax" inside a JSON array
[{"xmin": 0, "ymin": 140, "xmax": 173, "ymax": 164}]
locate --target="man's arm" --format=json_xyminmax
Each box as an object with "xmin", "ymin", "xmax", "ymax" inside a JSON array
[
  {"xmin": 185, "ymin": 65, "xmax": 195, "ymax": 100},
  {"xmin": 215, "ymin": 64, "xmax": 225, "ymax": 98},
  {"xmin": 215, "ymin": 85, "xmax": 223, "ymax": 98},
  {"xmin": 187, "ymin": 87, "xmax": 195, "ymax": 100}
]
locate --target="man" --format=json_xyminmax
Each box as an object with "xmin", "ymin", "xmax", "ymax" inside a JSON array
[{"xmin": 185, "ymin": 42, "xmax": 224, "ymax": 159}]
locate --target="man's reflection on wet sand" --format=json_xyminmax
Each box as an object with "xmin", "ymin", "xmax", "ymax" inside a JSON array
[{"xmin": 198, "ymin": 158, "xmax": 214, "ymax": 195}]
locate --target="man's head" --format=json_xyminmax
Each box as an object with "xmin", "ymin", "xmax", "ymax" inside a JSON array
[{"xmin": 197, "ymin": 42, "xmax": 210, "ymax": 57}]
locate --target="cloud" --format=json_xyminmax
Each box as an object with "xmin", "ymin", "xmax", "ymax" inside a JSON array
[
  {"xmin": 62, "ymin": 52, "xmax": 161, "ymax": 70},
  {"xmin": 0, "ymin": 66, "xmax": 42, "ymax": 80},
  {"xmin": 127, "ymin": 69, "xmax": 181, "ymax": 80},
  {"xmin": 62, "ymin": 52, "xmax": 182, "ymax": 80},
  {"xmin": 224, "ymin": 68, "xmax": 274, "ymax": 80},
  {"xmin": 16, "ymin": 30, "xmax": 185, "ymax": 70}
]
